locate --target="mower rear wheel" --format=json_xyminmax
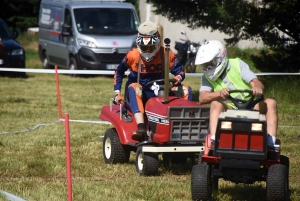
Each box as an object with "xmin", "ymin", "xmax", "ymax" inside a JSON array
[
  {"xmin": 191, "ymin": 163, "xmax": 212, "ymax": 201},
  {"xmin": 280, "ymin": 155, "xmax": 290, "ymax": 191},
  {"xmin": 266, "ymin": 164, "xmax": 288, "ymax": 201},
  {"xmin": 135, "ymin": 146, "xmax": 159, "ymax": 176},
  {"xmin": 102, "ymin": 128, "xmax": 130, "ymax": 164}
]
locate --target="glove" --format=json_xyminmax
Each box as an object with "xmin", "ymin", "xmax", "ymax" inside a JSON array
[
  {"xmin": 114, "ymin": 92, "xmax": 123, "ymax": 104},
  {"xmin": 174, "ymin": 75, "xmax": 182, "ymax": 85},
  {"xmin": 150, "ymin": 82, "xmax": 160, "ymax": 96}
]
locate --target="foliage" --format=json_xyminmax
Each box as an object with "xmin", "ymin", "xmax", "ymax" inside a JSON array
[
  {"xmin": 146, "ymin": 0, "xmax": 300, "ymax": 72},
  {"xmin": 0, "ymin": 0, "xmax": 41, "ymax": 30}
]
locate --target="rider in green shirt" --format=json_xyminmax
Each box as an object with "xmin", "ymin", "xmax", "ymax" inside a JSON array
[{"xmin": 195, "ymin": 40, "xmax": 278, "ymax": 146}]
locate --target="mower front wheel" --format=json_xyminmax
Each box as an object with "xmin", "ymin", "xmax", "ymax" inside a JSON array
[
  {"xmin": 102, "ymin": 128, "xmax": 130, "ymax": 164},
  {"xmin": 266, "ymin": 164, "xmax": 288, "ymax": 201},
  {"xmin": 135, "ymin": 146, "xmax": 159, "ymax": 176},
  {"xmin": 191, "ymin": 163, "xmax": 212, "ymax": 201}
]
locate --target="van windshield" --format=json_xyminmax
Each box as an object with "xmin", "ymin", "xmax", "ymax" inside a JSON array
[{"xmin": 74, "ymin": 8, "xmax": 138, "ymax": 35}]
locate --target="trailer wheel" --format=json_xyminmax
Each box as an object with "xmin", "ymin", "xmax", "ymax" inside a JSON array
[
  {"xmin": 191, "ymin": 163, "xmax": 212, "ymax": 201},
  {"xmin": 266, "ymin": 164, "xmax": 288, "ymax": 201},
  {"xmin": 135, "ymin": 146, "xmax": 159, "ymax": 176},
  {"xmin": 102, "ymin": 128, "xmax": 130, "ymax": 164}
]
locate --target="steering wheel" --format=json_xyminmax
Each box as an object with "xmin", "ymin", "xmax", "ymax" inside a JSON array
[
  {"xmin": 145, "ymin": 79, "xmax": 177, "ymax": 90},
  {"xmin": 227, "ymin": 89, "xmax": 264, "ymax": 110}
]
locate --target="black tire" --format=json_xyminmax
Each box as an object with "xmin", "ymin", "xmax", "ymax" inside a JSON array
[
  {"xmin": 280, "ymin": 155, "xmax": 290, "ymax": 192},
  {"xmin": 69, "ymin": 57, "xmax": 78, "ymax": 77},
  {"xmin": 185, "ymin": 59, "xmax": 196, "ymax": 73},
  {"xmin": 42, "ymin": 52, "xmax": 54, "ymax": 69},
  {"xmin": 135, "ymin": 146, "xmax": 159, "ymax": 176},
  {"xmin": 191, "ymin": 163, "xmax": 212, "ymax": 201},
  {"xmin": 102, "ymin": 128, "xmax": 130, "ymax": 164},
  {"xmin": 266, "ymin": 164, "xmax": 288, "ymax": 201}
]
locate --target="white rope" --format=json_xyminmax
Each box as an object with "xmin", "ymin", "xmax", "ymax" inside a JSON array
[{"xmin": 1, "ymin": 68, "xmax": 300, "ymax": 76}]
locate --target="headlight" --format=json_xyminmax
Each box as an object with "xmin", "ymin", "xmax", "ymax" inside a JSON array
[
  {"xmin": 189, "ymin": 44, "xmax": 198, "ymax": 53},
  {"xmin": 221, "ymin": 121, "xmax": 232, "ymax": 129},
  {"xmin": 12, "ymin": 49, "xmax": 23, "ymax": 56},
  {"xmin": 77, "ymin": 38, "xmax": 97, "ymax": 48},
  {"xmin": 251, "ymin": 123, "xmax": 262, "ymax": 131}
]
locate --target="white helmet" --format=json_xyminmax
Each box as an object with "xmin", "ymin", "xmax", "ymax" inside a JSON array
[
  {"xmin": 136, "ymin": 21, "xmax": 161, "ymax": 62},
  {"xmin": 195, "ymin": 40, "xmax": 228, "ymax": 81}
]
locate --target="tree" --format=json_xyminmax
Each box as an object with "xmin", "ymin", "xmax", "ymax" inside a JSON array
[
  {"xmin": 0, "ymin": 0, "xmax": 41, "ymax": 31},
  {"xmin": 146, "ymin": 0, "xmax": 300, "ymax": 72}
]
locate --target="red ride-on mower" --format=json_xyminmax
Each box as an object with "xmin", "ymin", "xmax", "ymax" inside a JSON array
[
  {"xmin": 99, "ymin": 38, "xmax": 210, "ymax": 176},
  {"xmin": 191, "ymin": 90, "xmax": 289, "ymax": 201}
]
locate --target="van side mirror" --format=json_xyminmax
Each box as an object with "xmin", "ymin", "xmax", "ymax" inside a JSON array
[{"xmin": 62, "ymin": 23, "xmax": 72, "ymax": 37}]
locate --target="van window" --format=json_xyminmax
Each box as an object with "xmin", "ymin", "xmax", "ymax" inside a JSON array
[{"xmin": 74, "ymin": 8, "xmax": 138, "ymax": 35}]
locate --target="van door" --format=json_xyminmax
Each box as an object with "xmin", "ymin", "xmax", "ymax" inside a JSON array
[{"xmin": 44, "ymin": 5, "xmax": 68, "ymax": 67}]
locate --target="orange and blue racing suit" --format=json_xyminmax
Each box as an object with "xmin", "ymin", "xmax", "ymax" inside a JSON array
[{"xmin": 114, "ymin": 47, "xmax": 192, "ymax": 115}]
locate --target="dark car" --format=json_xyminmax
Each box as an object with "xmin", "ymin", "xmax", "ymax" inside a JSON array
[{"xmin": 0, "ymin": 18, "xmax": 26, "ymax": 76}]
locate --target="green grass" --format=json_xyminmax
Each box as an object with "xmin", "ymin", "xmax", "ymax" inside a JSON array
[{"xmin": 0, "ymin": 35, "xmax": 299, "ymax": 201}]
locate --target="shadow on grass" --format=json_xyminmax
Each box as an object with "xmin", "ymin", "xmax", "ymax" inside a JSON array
[
  {"xmin": 127, "ymin": 156, "xmax": 197, "ymax": 176},
  {"xmin": 212, "ymin": 181, "xmax": 293, "ymax": 201},
  {"xmin": 0, "ymin": 71, "xmax": 28, "ymax": 78}
]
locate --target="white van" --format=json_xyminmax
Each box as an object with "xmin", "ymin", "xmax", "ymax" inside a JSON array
[{"xmin": 38, "ymin": 0, "xmax": 139, "ymax": 71}]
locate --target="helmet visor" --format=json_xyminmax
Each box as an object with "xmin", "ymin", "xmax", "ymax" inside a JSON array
[
  {"xmin": 139, "ymin": 44, "xmax": 156, "ymax": 53},
  {"xmin": 200, "ymin": 58, "xmax": 221, "ymax": 71}
]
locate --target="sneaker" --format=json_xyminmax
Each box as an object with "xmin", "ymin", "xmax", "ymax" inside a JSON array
[
  {"xmin": 132, "ymin": 129, "xmax": 147, "ymax": 142},
  {"xmin": 267, "ymin": 135, "xmax": 276, "ymax": 146}
]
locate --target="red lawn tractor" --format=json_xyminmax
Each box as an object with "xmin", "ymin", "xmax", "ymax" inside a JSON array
[
  {"xmin": 191, "ymin": 90, "xmax": 289, "ymax": 201},
  {"xmin": 99, "ymin": 38, "xmax": 210, "ymax": 176}
]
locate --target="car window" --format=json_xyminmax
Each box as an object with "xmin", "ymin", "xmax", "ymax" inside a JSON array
[{"xmin": 0, "ymin": 21, "xmax": 12, "ymax": 39}]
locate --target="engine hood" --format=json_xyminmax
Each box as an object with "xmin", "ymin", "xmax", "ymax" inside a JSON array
[{"xmin": 1, "ymin": 38, "xmax": 24, "ymax": 51}]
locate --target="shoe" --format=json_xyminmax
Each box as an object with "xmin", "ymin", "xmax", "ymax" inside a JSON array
[
  {"xmin": 132, "ymin": 129, "xmax": 147, "ymax": 142},
  {"xmin": 267, "ymin": 135, "xmax": 276, "ymax": 146}
]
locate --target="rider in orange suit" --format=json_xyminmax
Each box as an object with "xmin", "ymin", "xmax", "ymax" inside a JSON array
[{"xmin": 114, "ymin": 21, "xmax": 192, "ymax": 141}]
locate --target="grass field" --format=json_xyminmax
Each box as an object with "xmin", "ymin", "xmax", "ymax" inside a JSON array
[{"xmin": 0, "ymin": 35, "xmax": 300, "ymax": 201}]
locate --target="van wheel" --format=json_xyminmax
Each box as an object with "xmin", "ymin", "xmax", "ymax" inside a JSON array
[
  {"xmin": 69, "ymin": 57, "xmax": 78, "ymax": 77},
  {"xmin": 43, "ymin": 52, "xmax": 54, "ymax": 69}
]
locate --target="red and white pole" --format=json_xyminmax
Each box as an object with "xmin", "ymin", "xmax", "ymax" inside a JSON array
[{"xmin": 64, "ymin": 113, "xmax": 72, "ymax": 201}]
